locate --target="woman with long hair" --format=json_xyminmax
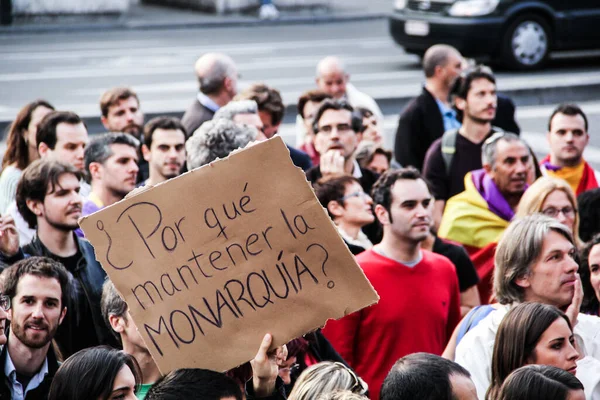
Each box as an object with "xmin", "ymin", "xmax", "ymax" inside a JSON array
[
  {"xmin": 48, "ymin": 346, "xmax": 141, "ymax": 400},
  {"xmin": 516, "ymin": 176, "xmax": 582, "ymax": 247},
  {"xmin": 0, "ymin": 99, "xmax": 54, "ymax": 213},
  {"xmin": 579, "ymin": 234, "xmax": 600, "ymax": 316},
  {"xmin": 486, "ymin": 303, "xmax": 598, "ymax": 399},
  {"xmin": 288, "ymin": 361, "xmax": 368, "ymax": 400}
]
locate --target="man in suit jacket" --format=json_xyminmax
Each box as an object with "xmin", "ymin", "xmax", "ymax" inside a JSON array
[
  {"xmin": 181, "ymin": 53, "xmax": 238, "ymax": 137},
  {"xmin": 394, "ymin": 45, "xmax": 520, "ymax": 171}
]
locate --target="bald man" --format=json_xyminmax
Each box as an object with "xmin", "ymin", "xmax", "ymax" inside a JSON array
[
  {"xmin": 315, "ymin": 56, "xmax": 384, "ymax": 127},
  {"xmin": 181, "ymin": 53, "xmax": 238, "ymax": 136}
]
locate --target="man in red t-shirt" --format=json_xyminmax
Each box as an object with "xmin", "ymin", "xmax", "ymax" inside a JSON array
[{"xmin": 322, "ymin": 167, "xmax": 461, "ymax": 400}]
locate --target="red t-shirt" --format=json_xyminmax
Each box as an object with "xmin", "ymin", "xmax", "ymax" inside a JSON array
[{"xmin": 322, "ymin": 249, "xmax": 461, "ymax": 400}]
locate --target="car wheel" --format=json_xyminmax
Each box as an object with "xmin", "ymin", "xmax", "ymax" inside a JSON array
[{"xmin": 501, "ymin": 15, "xmax": 551, "ymax": 70}]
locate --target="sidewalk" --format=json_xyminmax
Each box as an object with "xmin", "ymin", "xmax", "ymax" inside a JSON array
[{"xmin": 0, "ymin": 0, "xmax": 391, "ymax": 33}]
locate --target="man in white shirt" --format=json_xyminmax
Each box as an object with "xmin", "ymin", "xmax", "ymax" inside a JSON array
[{"xmin": 455, "ymin": 214, "xmax": 600, "ymax": 399}]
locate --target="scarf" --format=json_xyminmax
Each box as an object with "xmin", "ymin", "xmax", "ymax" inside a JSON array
[{"xmin": 541, "ymin": 156, "xmax": 599, "ymax": 195}]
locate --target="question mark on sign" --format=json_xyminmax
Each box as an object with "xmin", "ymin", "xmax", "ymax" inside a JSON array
[{"xmin": 307, "ymin": 243, "xmax": 334, "ymax": 289}]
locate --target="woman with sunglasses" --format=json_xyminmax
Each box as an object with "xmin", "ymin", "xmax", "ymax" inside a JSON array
[
  {"xmin": 516, "ymin": 177, "xmax": 582, "ymax": 247},
  {"xmin": 288, "ymin": 361, "xmax": 368, "ymax": 400}
]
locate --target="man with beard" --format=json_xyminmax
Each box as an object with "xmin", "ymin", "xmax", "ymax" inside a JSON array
[
  {"xmin": 0, "ymin": 160, "xmax": 116, "ymax": 358},
  {"xmin": 141, "ymin": 117, "xmax": 186, "ymax": 187},
  {"xmin": 80, "ymin": 132, "xmax": 139, "ymax": 218},
  {"xmin": 438, "ymin": 133, "xmax": 531, "ymax": 303},
  {"xmin": 423, "ymin": 65, "xmax": 503, "ymax": 230},
  {"xmin": 322, "ymin": 168, "xmax": 461, "ymax": 400},
  {"xmin": 541, "ymin": 104, "xmax": 599, "ymax": 196},
  {"xmin": 0, "ymin": 257, "xmax": 68, "ymax": 399},
  {"xmin": 100, "ymin": 87, "xmax": 144, "ymax": 140}
]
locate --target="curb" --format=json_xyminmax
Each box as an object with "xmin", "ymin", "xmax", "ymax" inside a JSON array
[{"xmin": 0, "ymin": 12, "xmax": 388, "ymax": 34}]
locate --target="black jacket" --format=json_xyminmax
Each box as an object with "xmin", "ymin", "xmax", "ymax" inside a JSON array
[
  {"xmin": 181, "ymin": 99, "xmax": 215, "ymax": 138},
  {"xmin": 287, "ymin": 146, "xmax": 312, "ymax": 172},
  {"xmin": 394, "ymin": 88, "xmax": 520, "ymax": 171},
  {"xmin": 0, "ymin": 234, "xmax": 118, "ymax": 358},
  {"xmin": 0, "ymin": 337, "xmax": 60, "ymax": 400}
]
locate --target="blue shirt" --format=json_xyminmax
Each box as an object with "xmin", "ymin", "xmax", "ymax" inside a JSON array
[
  {"xmin": 197, "ymin": 92, "xmax": 220, "ymax": 113},
  {"xmin": 4, "ymin": 349, "xmax": 49, "ymax": 400},
  {"xmin": 436, "ymin": 99, "xmax": 461, "ymax": 132}
]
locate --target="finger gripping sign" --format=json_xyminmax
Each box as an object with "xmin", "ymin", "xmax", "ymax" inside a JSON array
[{"xmin": 79, "ymin": 137, "xmax": 379, "ymax": 374}]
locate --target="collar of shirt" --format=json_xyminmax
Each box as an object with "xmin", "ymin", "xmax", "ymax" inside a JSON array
[
  {"xmin": 352, "ymin": 159, "xmax": 363, "ymax": 179},
  {"xmin": 4, "ymin": 349, "xmax": 49, "ymax": 399},
  {"xmin": 336, "ymin": 226, "xmax": 373, "ymax": 250},
  {"xmin": 435, "ymin": 98, "xmax": 461, "ymax": 132},
  {"xmin": 197, "ymin": 92, "xmax": 220, "ymax": 113}
]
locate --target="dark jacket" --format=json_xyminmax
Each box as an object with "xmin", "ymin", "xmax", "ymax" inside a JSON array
[
  {"xmin": 181, "ymin": 99, "xmax": 215, "ymax": 137},
  {"xmin": 0, "ymin": 336, "xmax": 60, "ymax": 400},
  {"xmin": 287, "ymin": 146, "xmax": 312, "ymax": 172},
  {"xmin": 394, "ymin": 88, "xmax": 520, "ymax": 171},
  {"xmin": 0, "ymin": 234, "xmax": 118, "ymax": 357}
]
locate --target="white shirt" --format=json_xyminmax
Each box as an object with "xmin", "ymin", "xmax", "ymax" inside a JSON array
[
  {"xmin": 4, "ymin": 349, "xmax": 48, "ymax": 400},
  {"xmin": 455, "ymin": 304, "xmax": 600, "ymax": 399}
]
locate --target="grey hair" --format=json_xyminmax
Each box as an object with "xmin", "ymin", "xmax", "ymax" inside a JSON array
[
  {"xmin": 186, "ymin": 119, "xmax": 256, "ymax": 170},
  {"xmin": 423, "ymin": 44, "xmax": 460, "ymax": 78},
  {"xmin": 481, "ymin": 132, "xmax": 526, "ymax": 168},
  {"xmin": 494, "ymin": 214, "xmax": 575, "ymax": 305},
  {"xmin": 100, "ymin": 279, "xmax": 128, "ymax": 340},
  {"xmin": 84, "ymin": 132, "xmax": 140, "ymax": 173},
  {"xmin": 288, "ymin": 362, "xmax": 366, "ymax": 400},
  {"xmin": 197, "ymin": 54, "xmax": 237, "ymax": 95},
  {"xmin": 213, "ymin": 100, "xmax": 258, "ymax": 121}
]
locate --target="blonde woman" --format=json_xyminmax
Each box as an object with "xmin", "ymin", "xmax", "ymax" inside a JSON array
[
  {"xmin": 288, "ymin": 362, "xmax": 367, "ymax": 400},
  {"xmin": 516, "ymin": 177, "xmax": 582, "ymax": 247}
]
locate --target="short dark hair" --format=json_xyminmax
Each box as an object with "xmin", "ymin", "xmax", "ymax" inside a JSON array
[
  {"xmin": 579, "ymin": 234, "xmax": 600, "ymax": 315},
  {"xmin": 143, "ymin": 116, "xmax": 187, "ymax": 147},
  {"xmin": 578, "ymin": 188, "xmax": 600, "ymax": 243},
  {"xmin": 145, "ymin": 368, "xmax": 243, "ymax": 400},
  {"xmin": 237, "ymin": 83, "xmax": 285, "ymax": 126},
  {"xmin": 497, "ymin": 365, "xmax": 583, "ymax": 400},
  {"xmin": 548, "ymin": 103, "xmax": 588, "ymax": 132},
  {"xmin": 48, "ymin": 346, "xmax": 141, "ymax": 400},
  {"xmin": 84, "ymin": 132, "xmax": 140, "ymax": 173},
  {"xmin": 450, "ymin": 65, "xmax": 496, "ymax": 101},
  {"xmin": 2, "ymin": 257, "xmax": 71, "ymax": 311},
  {"xmin": 380, "ymin": 352, "xmax": 471, "ymax": 400},
  {"xmin": 312, "ymin": 99, "xmax": 358, "ymax": 135},
  {"xmin": 2, "ymin": 99, "xmax": 55, "ymax": 170},
  {"xmin": 100, "ymin": 87, "xmax": 140, "ymax": 118},
  {"xmin": 297, "ymin": 90, "xmax": 333, "ymax": 119},
  {"xmin": 100, "ymin": 279, "xmax": 128, "ymax": 341},
  {"xmin": 314, "ymin": 175, "xmax": 361, "ymax": 219},
  {"xmin": 355, "ymin": 143, "xmax": 392, "ymax": 169},
  {"xmin": 36, "ymin": 111, "xmax": 84, "ymax": 151},
  {"xmin": 16, "ymin": 159, "xmax": 83, "ymax": 229},
  {"xmin": 371, "ymin": 167, "xmax": 427, "ymax": 214}
]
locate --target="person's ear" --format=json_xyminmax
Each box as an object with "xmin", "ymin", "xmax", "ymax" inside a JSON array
[
  {"xmin": 483, "ymin": 163, "xmax": 493, "ymax": 174},
  {"xmin": 515, "ymin": 273, "xmax": 531, "ymax": 290},
  {"xmin": 109, "ymin": 314, "xmax": 126, "ymax": 334},
  {"xmin": 101, "ymin": 115, "xmax": 110, "ymax": 130},
  {"xmin": 26, "ymin": 199, "xmax": 43, "ymax": 218},
  {"xmin": 374, "ymin": 204, "xmax": 390, "ymax": 225},
  {"xmin": 327, "ymin": 200, "xmax": 345, "ymax": 219},
  {"xmin": 142, "ymin": 144, "xmax": 151, "ymax": 162},
  {"xmin": 37, "ymin": 142, "xmax": 50, "ymax": 158},
  {"xmin": 88, "ymin": 162, "xmax": 102, "ymax": 181},
  {"xmin": 454, "ymin": 97, "xmax": 467, "ymax": 112},
  {"xmin": 58, "ymin": 307, "xmax": 67, "ymax": 326}
]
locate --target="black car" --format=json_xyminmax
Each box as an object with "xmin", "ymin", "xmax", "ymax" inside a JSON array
[{"xmin": 389, "ymin": 0, "xmax": 600, "ymax": 70}]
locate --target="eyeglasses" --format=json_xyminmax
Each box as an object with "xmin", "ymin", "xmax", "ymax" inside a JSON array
[
  {"xmin": 333, "ymin": 362, "xmax": 368, "ymax": 395},
  {"xmin": 318, "ymin": 124, "xmax": 353, "ymax": 135},
  {"xmin": 339, "ymin": 191, "xmax": 370, "ymax": 202},
  {"xmin": 0, "ymin": 295, "xmax": 11, "ymax": 312},
  {"xmin": 542, "ymin": 206, "xmax": 576, "ymax": 219}
]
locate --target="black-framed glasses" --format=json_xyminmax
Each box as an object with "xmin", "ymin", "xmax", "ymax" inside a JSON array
[
  {"xmin": 339, "ymin": 191, "xmax": 370, "ymax": 202},
  {"xmin": 542, "ymin": 206, "xmax": 576, "ymax": 219},
  {"xmin": 0, "ymin": 295, "xmax": 10, "ymax": 312}
]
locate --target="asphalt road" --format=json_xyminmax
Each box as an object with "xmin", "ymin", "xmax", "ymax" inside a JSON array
[{"xmin": 2, "ymin": 19, "xmax": 600, "ymax": 167}]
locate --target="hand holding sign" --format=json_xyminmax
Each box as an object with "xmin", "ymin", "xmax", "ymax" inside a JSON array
[{"xmin": 80, "ymin": 137, "xmax": 378, "ymax": 373}]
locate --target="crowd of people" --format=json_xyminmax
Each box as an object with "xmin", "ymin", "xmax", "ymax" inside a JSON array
[{"xmin": 0, "ymin": 42, "xmax": 599, "ymax": 400}]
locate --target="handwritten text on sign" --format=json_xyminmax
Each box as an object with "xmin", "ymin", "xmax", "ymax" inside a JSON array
[{"xmin": 80, "ymin": 137, "xmax": 379, "ymax": 373}]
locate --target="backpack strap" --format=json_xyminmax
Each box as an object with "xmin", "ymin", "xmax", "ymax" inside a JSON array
[
  {"xmin": 456, "ymin": 304, "xmax": 495, "ymax": 345},
  {"xmin": 441, "ymin": 128, "xmax": 459, "ymax": 173}
]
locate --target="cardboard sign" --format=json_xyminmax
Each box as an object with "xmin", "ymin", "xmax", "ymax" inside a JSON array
[{"xmin": 80, "ymin": 137, "xmax": 379, "ymax": 373}]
